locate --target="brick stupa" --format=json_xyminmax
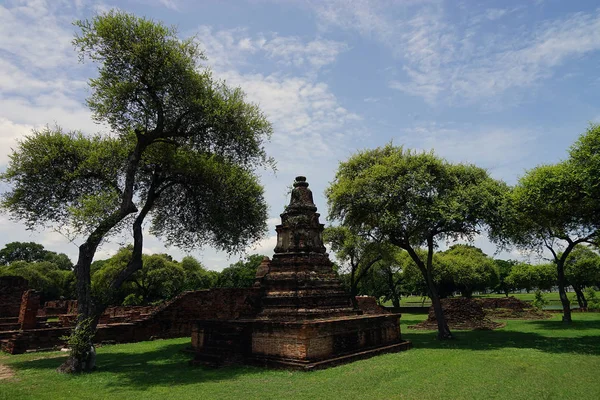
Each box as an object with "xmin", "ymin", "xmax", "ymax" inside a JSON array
[{"xmin": 191, "ymin": 176, "xmax": 411, "ymax": 369}]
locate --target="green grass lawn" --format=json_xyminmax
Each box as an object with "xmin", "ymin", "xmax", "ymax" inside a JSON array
[
  {"xmin": 397, "ymin": 291, "xmax": 599, "ymax": 306},
  {"xmin": 2, "ymin": 313, "xmax": 600, "ymax": 400}
]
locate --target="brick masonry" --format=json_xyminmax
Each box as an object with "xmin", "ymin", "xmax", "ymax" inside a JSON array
[
  {"xmin": 1, "ymin": 288, "xmax": 261, "ymax": 354},
  {"xmin": 0, "ymin": 276, "xmax": 29, "ymax": 318},
  {"xmin": 18, "ymin": 290, "xmax": 40, "ymax": 330},
  {"xmin": 190, "ymin": 177, "xmax": 411, "ymax": 369}
]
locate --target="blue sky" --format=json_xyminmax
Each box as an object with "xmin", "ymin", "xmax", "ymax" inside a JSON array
[{"xmin": 1, "ymin": 0, "xmax": 599, "ymax": 270}]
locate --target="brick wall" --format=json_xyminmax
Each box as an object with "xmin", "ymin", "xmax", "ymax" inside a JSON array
[
  {"xmin": 3, "ymin": 288, "xmax": 261, "ymax": 354},
  {"xmin": 18, "ymin": 290, "xmax": 40, "ymax": 330},
  {"xmin": 0, "ymin": 276, "xmax": 29, "ymax": 318}
]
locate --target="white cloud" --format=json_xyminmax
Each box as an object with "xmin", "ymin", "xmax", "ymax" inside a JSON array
[
  {"xmin": 0, "ymin": 0, "xmax": 75, "ymax": 69},
  {"xmin": 0, "ymin": 118, "xmax": 34, "ymax": 166},
  {"xmin": 194, "ymin": 26, "xmax": 348, "ymax": 72},
  {"xmin": 484, "ymin": 8, "xmax": 508, "ymax": 21},
  {"xmin": 301, "ymin": 0, "xmax": 600, "ymax": 104},
  {"xmin": 263, "ymin": 36, "xmax": 349, "ymax": 69},
  {"xmin": 0, "ymin": 95, "xmax": 96, "ymax": 134},
  {"xmin": 158, "ymin": 0, "xmax": 179, "ymax": 10},
  {"xmin": 396, "ymin": 122, "xmax": 537, "ymax": 182},
  {"xmin": 247, "ymin": 234, "xmax": 278, "ymax": 255},
  {"xmin": 192, "ymin": 26, "xmax": 362, "ymax": 179}
]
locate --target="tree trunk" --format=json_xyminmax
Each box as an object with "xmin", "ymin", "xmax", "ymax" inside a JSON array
[
  {"xmin": 573, "ymin": 285, "xmax": 587, "ymax": 310},
  {"xmin": 463, "ymin": 287, "xmax": 473, "ymax": 299},
  {"xmin": 57, "ymin": 144, "xmax": 150, "ymax": 373},
  {"xmin": 429, "ymin": 286, "xmax": 452, "ymax": 340},
  {"xmin": 349, "ymin": 265, "xmax": 358, "ymax": 308},
  {"xmin": 386, "ymin": 270, "xmax": 401, "ymax": 308},
  {"xmin": 556, "ymin": 260, "xmax": 572, "ymax": 323},
  {"xmin": 403, "ymin": 238, "xmax": 452, "ymax": 340},
  {"xmin": 57, "ymin": 241, "xmax": 104, "ymax": 373}
]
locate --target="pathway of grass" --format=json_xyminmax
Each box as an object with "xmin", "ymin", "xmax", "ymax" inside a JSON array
[{"xmin": 1, "ymin": 313, "xmax": 599, "ymax": 400}]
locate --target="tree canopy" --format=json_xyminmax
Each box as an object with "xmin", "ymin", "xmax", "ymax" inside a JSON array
[
  {"xmin": 490, "ymin": 124, "xmax": 600, "ymax": 322},
  {"xmin": 1, "ymin": 10, "xmax": 273, "ymax": 373},
  {"xmin": 327, "ymin": 144, "xmax": 507, "ymax": 339},
  {"xmin": 216, "ymin": 254, "xmax": 265, "ymax": 288},
  {"xmin": 564, "ymin": 245, "xmax": 600, "ymax": 309}
]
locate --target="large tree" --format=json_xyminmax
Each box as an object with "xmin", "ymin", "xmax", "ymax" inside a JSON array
[
  {"xmin": 326, "ymin": 145, "xmax": 506, "ymax": 339},
  {"xmin": 1, "ymin": 11, "xmax": 272, "ymax": 372},
  {"xmin": 490, "ymin": 125, "xmax": 600, "ymax": 323}
]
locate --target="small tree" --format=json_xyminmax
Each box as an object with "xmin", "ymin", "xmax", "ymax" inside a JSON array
[
  {"xmin": 327, "ymin": 145, "xmax": 507, "ymax": 339},
  {"xmin": 323, "ymin": 226, "xmax": 394, "ymax": 307},
  {"xmin": 0, "ymin": 241, "xmax": 73, "ymax": 270},
  {"xmin": 180, "ymin": 256, "xmax": 217, "ymax": 291},
  {"xmin": 564, "ymin": 245, "xmax": 600, "ymax": 309},
  {"xmin": 494, "ymin": 259, "xmax": 517, "ymax": 297},
  {"xmin": 0, "ymin": 242, "xmax": 47, "ymax": 265}
]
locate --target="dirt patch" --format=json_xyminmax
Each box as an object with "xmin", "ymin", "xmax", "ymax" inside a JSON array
[
  {"xmin": 477, "ymin": 297, "xmax": 552, "ymax": 320},
  {"xmin": 484, "ymin": 308, "xmax": 552, "ymax": 320},
  {"xmin": 409, "ymin": 298, "xmax": 505, "ymax": 331},
  {"xmin": 0, "ymin": 363, "xmax": 15, "ymax": 380}
]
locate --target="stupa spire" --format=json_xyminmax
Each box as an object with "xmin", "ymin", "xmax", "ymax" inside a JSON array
[{"xmin": 274, "ymin": 176, "xmax": 326, "ymax": 254}]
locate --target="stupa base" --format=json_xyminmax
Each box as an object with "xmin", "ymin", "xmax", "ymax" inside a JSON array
[{"xmin": 190, "ymin": 313, "xmax": 411, "ymax": 370}]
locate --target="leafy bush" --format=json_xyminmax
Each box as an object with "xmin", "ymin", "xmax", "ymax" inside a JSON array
[
  {"xmin": 57, "ymin": 318, "xmax": 96, "ymax": 373},
  {"xmin": 532, "ymin": 290, "xmax": 549, "ymax": 309},
  {"xmin": 585, "ymin": 287, "xmax": 600, "ymax": 310}
]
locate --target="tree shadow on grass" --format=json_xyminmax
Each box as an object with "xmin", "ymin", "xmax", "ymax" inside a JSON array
[
  {"xmin": 527, "ymin": 317, "xmax": 600, "ymax": 331},
  {"xmin": 404, "ymin": 325, "xmax": 600, "ymax": 356},
  {"xmin": 7, "ymin": 341, "xmax": 266, "ymax": 391}
]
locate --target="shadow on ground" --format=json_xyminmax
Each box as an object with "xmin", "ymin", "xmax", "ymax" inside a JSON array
[
  {"xmin": 6, "ymin": 341, "xmax": 266, "ymax": 391},
  {"xmin": 402, "ymin": 315, "xmax": 600, "ymax": 356},
  {"xmin": 527, "ymin": 317, "xmax": 600, "ymax": 331},
  {"xmin": 5, "ymin": 315, "xmax": 599, "ymax": 392}
]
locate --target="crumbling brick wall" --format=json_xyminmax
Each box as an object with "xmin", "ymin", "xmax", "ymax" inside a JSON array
[
  {"xmin": 40, "ymin": 300, "xmax": 78, "ymax": 316},
  {"xmin": 356, "ymin": 296, "xmax": 389, "ymax": 315},
  {"xmin": 136, "ymin": 288, "xmax": 261, "ymax": 339},
  {"xmin": 3, "ymin": 288, "xmax": 262, "ymax": 354},
  {"xmin": 18, "ymin": 290, "xmax": 40, "ymax": 330},
  {"xmin": 0, "ymin": 276, "xmax": 29, "ymax": 318}
]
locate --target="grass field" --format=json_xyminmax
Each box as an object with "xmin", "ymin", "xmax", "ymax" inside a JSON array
[
  {"xmin": 396, "ymin": 291, "xmax": 599, "ymax": 306},
  {"xmin": 2, "ymin": 312, "xmax": 600, "ymax": 400}
]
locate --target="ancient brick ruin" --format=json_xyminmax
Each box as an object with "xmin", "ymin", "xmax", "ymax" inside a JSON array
[
  {"xmin": 0, "ymin": 276, "xmax": 29, "ymax": 319},
  {"xmin": 409, "ymin": 297, "xmax": 551, "ymax": 332},
  {"xmin": 190, "ymin": 176, "xmax": 411, "ymax": 369},
  {"xmin": 0, "ymin": 288, "xmax": 262, "ymax": 354},
  {"xmin": 1, "ymin": 177, "xmax": 410, "ymax": 364},
  {"xmin": 18, "ymin": 290, "xmax": 40, "ymax": 330}
]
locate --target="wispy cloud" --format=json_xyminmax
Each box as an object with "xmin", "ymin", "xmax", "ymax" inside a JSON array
[
  {"xmin": 195, "ymin": 26, "xmax": 349, "ymax": 72},
  {"xmin": 193, "ymin": 26, "xmax": 361, "ymax": 173},
  {"xmin": 0, "ymin": 0, "xmax": 75, "ymax": 68},
  {"xmin": 396, "ymin": 121, "xmax": 538, "ymax": 183},
  {"xmin": 301, "ymin": 0, "xmax": 600, "ymax": 104}
]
